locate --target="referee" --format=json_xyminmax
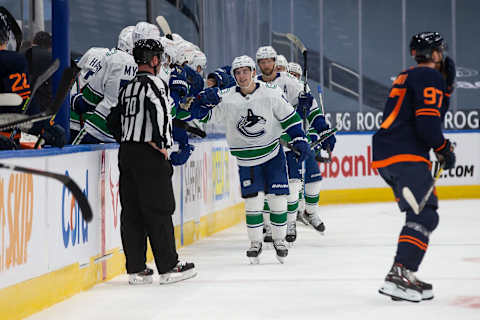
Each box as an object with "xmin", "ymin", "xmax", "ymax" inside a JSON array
[{"xmin": 116, "ymin": 39, "xmax": 196, "ymax": 285}]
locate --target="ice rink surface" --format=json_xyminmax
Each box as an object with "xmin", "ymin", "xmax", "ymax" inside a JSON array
[{"xmin": 27, "ymin": 200, "xmax": 480, "ymax": 320}]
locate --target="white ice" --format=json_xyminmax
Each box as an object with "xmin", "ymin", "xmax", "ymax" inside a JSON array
[{"xmin": 27, "ymin": 200, "xmax": 480, "ymax": 320}]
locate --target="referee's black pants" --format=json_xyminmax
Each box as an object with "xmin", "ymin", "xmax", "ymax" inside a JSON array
[{"xmin": 119, "ymin": 142, "xmax": 178, "ymax": 274}]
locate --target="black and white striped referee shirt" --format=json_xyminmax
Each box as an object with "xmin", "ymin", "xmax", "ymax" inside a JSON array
[{"xmin": 118, "ymin": 72, "xmax": 173, "ymax": 148}]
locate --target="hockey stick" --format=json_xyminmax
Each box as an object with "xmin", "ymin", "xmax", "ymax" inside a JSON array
[
  {"xmin": 173, "ymin": 118, "xmax": 206, "ymax": 138},
  {"xmin": 22, "ymin": 59, "xmax": 60, "ymax": 112},
  {"xmin": 279, "ymin": 127, "xmax": 337, "ymax": 163},
  {"xmin": 316, "ymin": 85, "xmax": 332, "ymax": 162},
  {"xmin": 286, "ymin": 33, "xmax": 308, "ymax": 93},
  {"xmin": 0, "ymin": 93, "xmax": 22, "ymax": 106},
  {"xmin": 402, "ymin": 164, "xmax": 443, "ymax": 215},
  {"xmin": 0, "ymin": 67, "xmax": 73, "ymax": 132},
  {"xmin": 34, "ymin": 66, "xmax": 80, "ymax": 148},
  {"xmin": 156, "ymin": 16, "xmax": 172, "ymax": 39},
  {"xmin": 0, "ymin": 6, "xmax": 22, "ymax": 51},
  {"xmin": 0, "ymin": 162, "xmax": 93, "ymax": 222}
]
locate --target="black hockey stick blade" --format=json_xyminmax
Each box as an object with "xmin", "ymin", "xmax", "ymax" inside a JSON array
[
  {"xmin": 22, "ymin": 59, "xmax": 60, "ymax": 112},
  {"xmin": 279, "ymin": 127, "xmax": 337, "ymax": 157},
  {"xmin": 0, "ymin": 7, "xmax": 22, "ymax": 51},
  {"xmin": 173, "ymin": 118, "xmax": 206, "ymax": 138},
  {"xmin": 49, "ymin": 66, "xmax": 79, "ymax": 115},
  {"xmin": 0, "ymin": 162, "xmax": 93, "ymax": 222},
  {"xmin": 33, "ymin": 66, "xmax": 80, "ymax": 148}
]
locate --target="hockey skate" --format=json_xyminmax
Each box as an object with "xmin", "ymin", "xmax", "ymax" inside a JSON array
[
  {"xmin": 263, "ymin": 224, "xmax": 273, "ymax": 243},
  {"xmin": 273, "ymin": 239, "xmax": 288, "ymax": 264},
  {"xmin": 128, "ymin": 268, "xmax": 154, "ymax": 285},
  {"xmin": 247, "ymin": 241, "xmax": 263, "ymax": 264},
  {"xmin": 159, "ymin": 261, "xmax": 197, "ymax": 285},
  {"xmin": 391, "ymin": 276, "xmax": 433, "ymax": 301},
  {"xmin": 378, "ymin": 263, "xmax": 422, "ymax": 302},
  {"xmin": 296, "ymin": 210, "xmax": 309, "ymax": 225},
  {"xmin": 286, "ymin": 221, "xmax": 297, "ymax": 243},
  {"xmin": 304, "ymin": 211, "xmax": 326, "ymax": 234}
]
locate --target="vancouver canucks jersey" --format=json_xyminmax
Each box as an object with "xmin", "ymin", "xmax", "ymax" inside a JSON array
[
  {"xmin": 70, "ymin": 47, "xmax": 108, "ymax": 132},
  {"xmin": 82, "ymin": 48, "xmax": 137, "ymax": 142},
  {"xmin": 208, "ymin": 82, "xmax": 302, "ymax": 166}
]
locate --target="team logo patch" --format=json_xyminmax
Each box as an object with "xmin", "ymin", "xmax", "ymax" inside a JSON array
[{"xmin": 237, "ymin": 109, "xmax": 266, "ymax": 138}]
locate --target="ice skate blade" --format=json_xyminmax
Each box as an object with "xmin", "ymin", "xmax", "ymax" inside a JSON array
[
  {"xmin": 378, "ymin": 282, "xmax": 421, "ymax": 303},
  {"xmin": 128, "ymin": 277, "xmax": 153, "ymax": 285},
  {"xmin": 276, "ymin": 255, "xmax": 286, "ymax": 264},
  {"xmin": 421, "ymin": 290, "xmax": 434, "ymax": 300},
  {"xmin": 249, "ymin": 257, "xmax": 260, "ymax": 264},
  {"xmin": 159, "ymin": 269, "xmax": 197, "ymax": 285}
]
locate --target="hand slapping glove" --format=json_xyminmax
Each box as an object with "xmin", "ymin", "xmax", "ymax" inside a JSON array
[{"xmin": 170, "ymin": 144, "xmax": 195, "ymax": 166}]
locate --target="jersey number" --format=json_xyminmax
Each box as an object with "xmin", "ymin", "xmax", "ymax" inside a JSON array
[
  {"xmin": 423, "ymin": 87, "xmax": 443, "ymax": 108},
  {"xmin": 380, "ymin": 88, "xmax": 406, "ymax": 129},
  {"xmin": 9, "ymin": 73, "xmax": 30, "ymax": 92}
]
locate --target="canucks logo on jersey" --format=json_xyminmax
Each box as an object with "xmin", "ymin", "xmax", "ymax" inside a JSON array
[{"xmin": 237, "ymin": 109, "xmax": 266, "ymax": 138}]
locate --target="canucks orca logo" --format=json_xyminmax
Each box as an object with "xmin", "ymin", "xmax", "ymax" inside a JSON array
[{"xmin": 237, "ymin": 109, "xmax": 266, "ymax": 138}]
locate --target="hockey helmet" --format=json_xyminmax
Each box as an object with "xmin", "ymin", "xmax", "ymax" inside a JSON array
[
  {"xmin": 276, "ymin": 54, "xmax": 288, "ymax": 70},
  {"xmin": 409, "ymin": 31, "xmax": 447, "ymax": 62},
  {"xmin": 133, "ymin": 39, "xmax": 164, "ymax": 65},
  {"xmin": 288, "ymin": 62, "xmax": 302, "ymax": 77},
  {"xmin": 117, "ymin": 26, "xmax": 135, "ymax": 54},
  {"xmin": 132, "ymin": 22, "xmax": 161, "ymax": 44},
  {"xmin": 188, "ymin": 50, "xmax": 207, "ymax": 71},
  {"xmin": 231, "ymin": 55, "xmax": 256, "ymax": 75},
  {"xmin": 256, "ymin": 46, "xmax": 277, "ymax": 62}
]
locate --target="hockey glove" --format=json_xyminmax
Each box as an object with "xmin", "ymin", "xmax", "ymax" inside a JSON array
[
  {"xmin": 207, "ymin": 66, "xmax": 236, "ymax": 89},
  {"xmin": 297, "ymin": 92, "xmax": 313, "ymax": 120},
  {"xmin": 184, "ymin": 65, "xmax": 204, "ymax": 97},
  {"xmin": 189, "ymin": 99, "xmax": 212, "ymax": 120},
  {"xmin": 441, "ymin": 56, "xmax": 456, "ymax": 94},
  {"xmin": 172, "ymin": 124, "xmax": 188, "ymax": 146},
  {"xmin": 170, "ymin": 144, "xmax": 195, "ymax": 166},
  {"xmin": 292, "ymin": 137, "xmax": 311, "ymax": 163},
  {"xmin": 169, "ymin": 69, "xmax": 189, "ymax": 103},
  {"xmin": 435, "ymin": 139, "xmax": 456, "ymax": 170},
  {"xmin": 321, "ymin": 134, "xmax": 336, "ymax": 152},
  {"xmin": 72, "ymin": 94, "xmax": 95, "ymax": 114},
  {"xmin": 41, "ymin": 124, "xmax": 66, "ymax": 148},
  {"xmin": 197, "ymin": 87, "xmax": 221, "ymax": 108},
  {"xmin": 311, "ymin": 114, "xmax": 329, "ymax": 134}
]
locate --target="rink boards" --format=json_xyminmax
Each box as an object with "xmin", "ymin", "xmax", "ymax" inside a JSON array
[{"xmin": 0, "ymin": 131, "xmax": 479, "ymax": 319}]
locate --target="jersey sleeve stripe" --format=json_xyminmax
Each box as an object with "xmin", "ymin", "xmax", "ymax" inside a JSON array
[
  {"xmin": 434, "ymin": 140, "xmax": 447, "ymax": 152},
  {"xmin": 280, "ymin": 112, "xmax": 302, "ymax": 130},
  {"xmin": 82, "ymin": 85, "xmax": 103, "ymax": 105},
  {"xmin": 371, "ymin": 154, "xmax": 431, "ymax": 169},
  {"xmin": 307, "ymin": 108, "xmax": 322, "ymax": 124}
]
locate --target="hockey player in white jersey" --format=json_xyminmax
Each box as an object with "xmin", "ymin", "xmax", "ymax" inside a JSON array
[
  {"xmin": 256, "ymin": 45, "xmax": 336, "ymax": 243},
  {"xmin": 287, "ymin": 62, "xmax": 302, "ymax": 80},
  {"xmin": 275, "ymin": 54, "xmax": 288, "ymax": 72},
  {"xmin": 191, "ymin": 55, "xmax": 311, "ymax": 263},
  {"xmin": 72, "ymin": 25, "xmax": 137, "ymax": 144},
  {"xmin": 69, "ymin": 46, "xmax": 109, "ymax": 141}
]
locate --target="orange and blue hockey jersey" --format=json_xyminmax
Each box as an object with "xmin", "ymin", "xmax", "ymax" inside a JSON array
[{"xmin": 372, "ymin": 66, "xmax": 449, "ymax": 169}]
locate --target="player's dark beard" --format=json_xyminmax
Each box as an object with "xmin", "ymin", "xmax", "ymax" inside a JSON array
[{"xmin": 262, "ymin": 65, "xmax": 275, "ymax": 76}]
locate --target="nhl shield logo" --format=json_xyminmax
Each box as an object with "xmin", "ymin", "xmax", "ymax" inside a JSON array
[{"xmin": 237, "ymin": 109, "xmax": 267, "ymax": 138}]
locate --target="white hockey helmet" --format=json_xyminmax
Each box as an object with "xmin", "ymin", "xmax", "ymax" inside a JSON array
[
  {"xmin": 171, "ymin": 33, "xmax": 183, "ymax": 42},
  {"xmin": 256, "ymin": 46, "xmax": 277, "ymax": 62},
  {"xmin": 175, "ymin": 40, "xmax": 196, "ymax": 65},
  {"xmin": 160, "ymin": 36, "xmax": 178, "ymax": 65},
  {"xmin": 276, "ymin": 55, "xmax": 288, "ymax": 70},
  {"xmin": 231, "ymin": 55, "xmax": 256, "ymax": 88},
  {"xmin": 188, "ymin": 50, "xmax": 207, "ymax": 71},
  {"xmin": 117, "ymin": 26, "xmax": 135, "ymax": 54},
  {"xmin": 288, "ymin": 62, "xmax": 302, "ymax": 77},
  {"xmin": 132, "ymin": 22, "xmax": 160, "ymax": 43}
]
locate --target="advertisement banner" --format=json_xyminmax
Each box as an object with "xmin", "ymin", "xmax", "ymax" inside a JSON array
[
  {"xmin": 46, "ymin": 152, "xmax": 102, "ymax": 270},
  {"xmin": 0, "ymin": 157, "xmax": 48, "ymax": 290},
  {"xmin": 319, "ymin": 131, "xmax": 480, "ymax": 190}
]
